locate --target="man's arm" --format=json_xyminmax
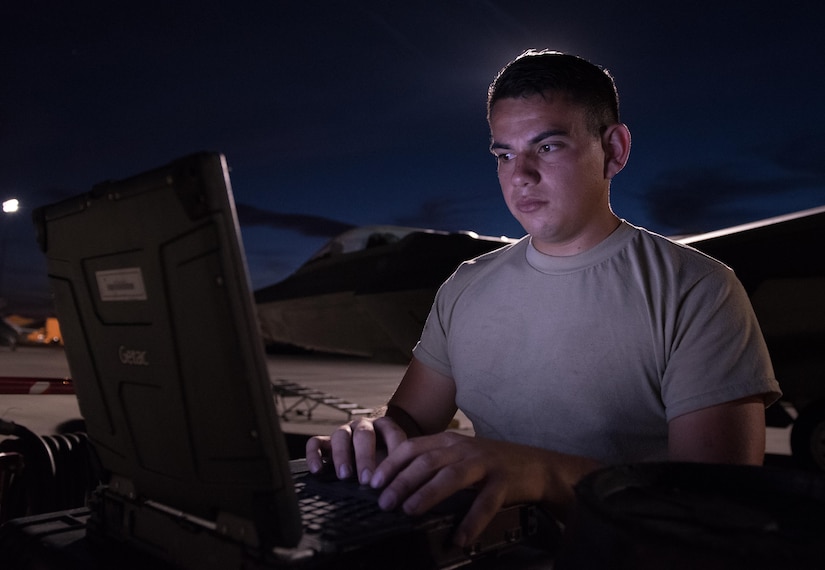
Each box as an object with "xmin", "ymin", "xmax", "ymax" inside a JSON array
[
  {"xmin": 386, "ymin": 357, "xmax": 459, "ymax": 435},
  {"xmin": 668, "ymin": 395, "xmax": 767, "ymax": 464}
]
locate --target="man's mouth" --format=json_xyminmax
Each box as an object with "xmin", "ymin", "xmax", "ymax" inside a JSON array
[{"xmin": 515, "ymin": 198, "xmax": 546, "ymax": 213}]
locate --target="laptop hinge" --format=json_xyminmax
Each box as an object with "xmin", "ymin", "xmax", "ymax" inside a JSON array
[
  {"xmin": 107, "ymin": 473, "xmax": 138, "ymax": 500},
  {"xmin": 214, "ymin": 510, "xmax": 261, "ymax": 548},
  {"xmin": 103, "ymin": 474, "xmax": 261, "ymax": 548}
]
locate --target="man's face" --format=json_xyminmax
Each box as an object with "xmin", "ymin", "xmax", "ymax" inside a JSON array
[{"xmin": 489, "ymin": 92, "xmax": 614, "ymax": 255}]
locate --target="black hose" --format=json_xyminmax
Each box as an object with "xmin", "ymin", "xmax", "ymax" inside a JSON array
[{"xmin": 0, "ymin": 419, "xmax": 102, "ymax": 521}]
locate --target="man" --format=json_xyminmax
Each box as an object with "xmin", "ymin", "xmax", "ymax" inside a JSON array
[{"xmin": 306, "ymin": 50, "xmax": 780, "ymax": 548}]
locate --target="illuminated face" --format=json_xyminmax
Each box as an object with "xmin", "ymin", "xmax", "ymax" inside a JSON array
[{"xmin": 489, "ymin": 92, "xmax": 617, "ymax": 256}]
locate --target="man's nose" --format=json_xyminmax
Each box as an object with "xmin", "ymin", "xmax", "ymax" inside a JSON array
[{"xmin": 510, "ymin": 154, "xmax": 540, "ymax": 186}]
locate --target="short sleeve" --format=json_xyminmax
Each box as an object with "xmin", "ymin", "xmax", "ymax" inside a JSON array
[
  {"xmin": 662, "ymin": 266, "xmax": 781, "ymax": 420},
  {"xmin": 411, "ymin": 281, "xmax": 455, "ymax": 378}
]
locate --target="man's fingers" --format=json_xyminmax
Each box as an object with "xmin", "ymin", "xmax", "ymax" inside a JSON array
[
  {"xmin": 398, "ymin": 453, "xmax": 483, "ymax": 515},
  {"xmin": 305, "ymin": 435, "xmax": 331, "ymax": 473},
  {"xmin": 307, "ymin": 416, "xmax": 408, "ymax": 482},
  {"xmin": 352, "ymin": 419, "xmax": 378, "ymax": 484},
  {"xmin": 452, "ymin": 485, "xmax": 506, "ymax": 549},
  {"xmin": 372, "ymin": 434, "xmax": 473, "ymax": 512},
  {"xmin": 352, "ymin": 416, "xmax": 411, "ymax": 482},
  {"xmin": 329, "ymin": 424, "xmax": 355, "ymax": 479},
  {"xmin": 371, "ymin": 432, "xmax": 462, "ymax": 487},
  {"xmin": 373, "ymin": 416, "xmax": 408, "ymax": 453}
]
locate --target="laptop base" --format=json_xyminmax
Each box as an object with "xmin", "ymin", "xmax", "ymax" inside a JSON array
[{"xmin": 85, "ymin": 478, "xmax": 536, "ymax": 569}]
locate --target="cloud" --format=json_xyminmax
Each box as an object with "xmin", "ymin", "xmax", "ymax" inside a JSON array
[
  {"xmin": 753, "ymin": 132, "xmax": 825, "ymax": 177},
  {"xmin": 235, "ymin": 203, "xmax": 355, "ymax": 237},
  {"xmin": 643, "ymin": 166, "xmax": 820, "ymax": 234},
  {"xmin": 392, "ymin": 195, "xmax": 486, "ymax": 231},
  {"xmin": 642, "ymin": 131, "xmax": 825, "ymax": 234}
]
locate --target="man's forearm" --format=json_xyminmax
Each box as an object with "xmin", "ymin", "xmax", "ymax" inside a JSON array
[{"xmin": 383, "ymin": 404, "xmax": 425, "ymax": 438}]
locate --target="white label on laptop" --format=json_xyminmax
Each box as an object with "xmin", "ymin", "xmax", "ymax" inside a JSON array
[{"xmin": 96, "ymin": 268, "xmax": 148, "ymax": 301}]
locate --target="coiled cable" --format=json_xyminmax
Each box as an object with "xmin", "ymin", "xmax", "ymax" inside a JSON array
[{"xmin": 0, "ymin": 418, "xmax": 102, "ymax": 522}]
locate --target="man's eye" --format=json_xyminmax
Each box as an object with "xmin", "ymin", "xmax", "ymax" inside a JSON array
[
  {"xmin": 496, "ymin": 152, "xmax": 515, "ymax": 162},
  {"xmin": 538, "ymin": 143, "xmax": 561, "ymax": 153}
]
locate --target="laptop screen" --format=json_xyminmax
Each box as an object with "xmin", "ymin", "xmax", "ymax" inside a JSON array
[{"xmin": 33, "ymin": 153, "xmax": 303, "ymax": 548}]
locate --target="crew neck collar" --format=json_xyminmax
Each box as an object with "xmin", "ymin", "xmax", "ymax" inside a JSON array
[{"xmin": 525, "ymin": 221, "xmax": 635, "ymax": 274}]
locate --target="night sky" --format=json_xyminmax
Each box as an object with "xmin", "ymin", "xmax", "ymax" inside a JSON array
[{"xmin": 3, "ymin": 1, "xmax": 824, "ymax": 317}]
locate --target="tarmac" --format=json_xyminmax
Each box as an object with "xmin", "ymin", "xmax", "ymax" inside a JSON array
[
  {"xmin": 0, "ymin": 345, "xmax": 473, "ymax": 443},
  {"xmin": 0, "ymin": 344, "xmax": 791, "ymax": 459}
]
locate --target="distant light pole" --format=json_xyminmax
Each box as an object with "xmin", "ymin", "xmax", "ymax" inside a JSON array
[{"xmin": 0, "ymin": 198, "xmax": 20, "ymax": 308}]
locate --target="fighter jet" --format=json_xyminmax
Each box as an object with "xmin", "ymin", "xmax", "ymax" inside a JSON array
[{"xmin": 254, "ymin": 226, "xmax": 514, "ymax": 363}]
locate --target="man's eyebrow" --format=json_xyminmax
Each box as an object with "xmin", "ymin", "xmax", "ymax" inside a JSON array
[
  {"xmin": 489, "ymin": 129, "xmax": 569, "ymax": 152},
  {"xmin": 531, "ymin": 129, "xmax": 568, "ymax": 143}
]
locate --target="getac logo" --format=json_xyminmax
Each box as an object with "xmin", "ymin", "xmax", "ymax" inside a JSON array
[{"xmin": 119, "ymin": 346, "xmax": 149, "ymax": 366}]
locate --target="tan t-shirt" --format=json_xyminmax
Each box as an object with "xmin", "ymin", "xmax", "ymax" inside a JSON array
[{"xmin": 413, "ymin": 221, "xmax": 780, "ymax": 463}]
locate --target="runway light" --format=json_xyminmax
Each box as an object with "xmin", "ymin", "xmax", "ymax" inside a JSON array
[{"xmin": 2, "ymin": 199, "xmax": 19, "ymax": 213}]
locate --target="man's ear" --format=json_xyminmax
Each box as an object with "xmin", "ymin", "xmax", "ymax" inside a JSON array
[{"xmin": 602, "ymin": 123, "xmax": 631, "ymax": 180}]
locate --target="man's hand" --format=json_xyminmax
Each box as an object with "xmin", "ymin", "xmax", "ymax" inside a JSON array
[
  {"xmin": 368, "ymin": 432, "xmax": 600, "ymax": 548},
  {"xmin": 305, "ymin": 357, "xmax": 459, "ymax": 484},
  {"xmin": 305, "ymin": 415, "xmax": 409, "ymax": 484}
]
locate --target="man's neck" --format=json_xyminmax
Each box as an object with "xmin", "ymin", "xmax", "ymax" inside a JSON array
[{"xmin": 530, "ymin": 214, "xmax": 621, "ymax": 257}]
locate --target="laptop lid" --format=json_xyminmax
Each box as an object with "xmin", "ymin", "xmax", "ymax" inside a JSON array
[{"xmin": 33, "ymin": 152, "xmax": 303, "ymax": 548}]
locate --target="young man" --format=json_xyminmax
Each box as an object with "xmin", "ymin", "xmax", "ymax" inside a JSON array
[{"xmin": 306, "ymin": 50, "xmax": 780, "ymax": 548}]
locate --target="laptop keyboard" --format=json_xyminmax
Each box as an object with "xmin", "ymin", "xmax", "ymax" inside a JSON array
[{"xmin": 295, "ymin": 476, "xmax": 417, "ymax": 544}]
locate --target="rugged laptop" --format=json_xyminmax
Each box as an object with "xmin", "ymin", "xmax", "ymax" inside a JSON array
[{"xmin": 32, "ymin": 152, "xmax": 535, "ymax": 569}]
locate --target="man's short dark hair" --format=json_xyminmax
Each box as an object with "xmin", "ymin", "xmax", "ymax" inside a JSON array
[{"xmin": 487, "ymin": 50, "xmax": 620, "ymax": 135}]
